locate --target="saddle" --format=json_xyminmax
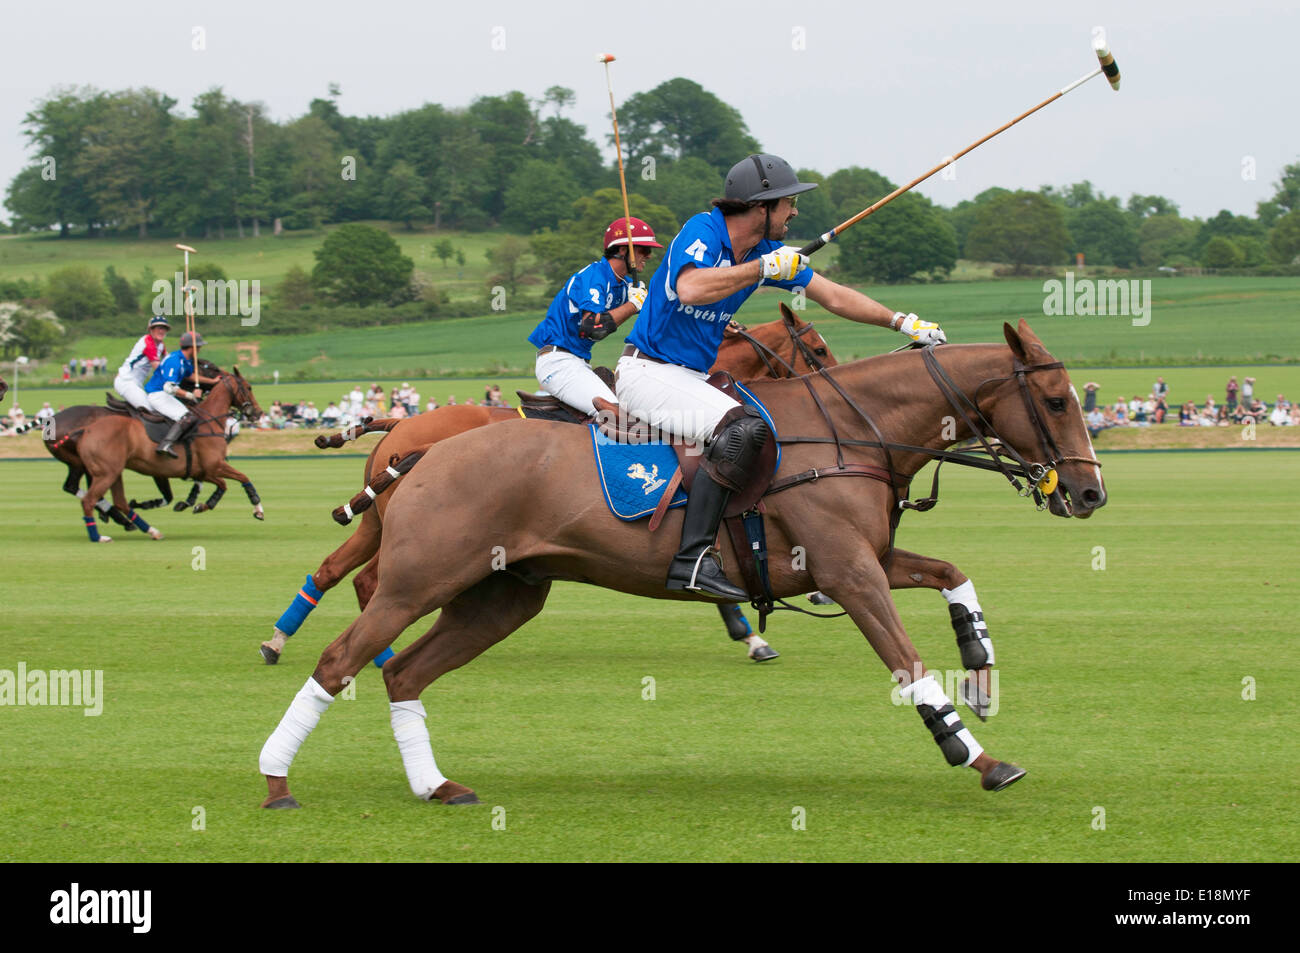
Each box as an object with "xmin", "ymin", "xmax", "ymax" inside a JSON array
[
  {"xmin": 593, "ymin": 371, "xmax": 779, "ymax": 521},
  {"xmin": 105, "ymin": 393, "xmax": 195, "ymax": 447},
  {"xmin": 515, "ymin": 366, "xmax": 617, "ymax": 424}
]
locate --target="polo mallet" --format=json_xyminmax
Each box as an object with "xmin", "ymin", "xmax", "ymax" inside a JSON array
[
  {"xmin": 598, "ymin": 54, "xmax": 639, "ymax": 284},
  {"xmin": 798, "ymin": 29, "xmax": 1122, "ymax": 258},
  {"xmin": 175, "ymin": 243, "xmax": 198, "ymax": 391}
]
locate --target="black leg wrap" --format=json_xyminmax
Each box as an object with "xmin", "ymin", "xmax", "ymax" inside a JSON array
[
  {"xmin": 242, "ymin": 481, "xmax": 261, "ymax": 506},
  {"xmin": 918, "ymin": 703, "xmax": 974, "ymax": 767},
  {"xmin": 203, "ymin": 486, "xmax": 226, "ymax": 510},
  {"xmin": 949, "ymin": 604, "xmax": 990, "ymax": 670}
]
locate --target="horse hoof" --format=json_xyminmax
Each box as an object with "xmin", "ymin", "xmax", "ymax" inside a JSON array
[
  {"xmin": 807, "ymin": 591, "xmax": 836, "ymax": 606},
  {"xmin": 432, "ymin": 781, "xmax": 480, "ymax": 805},
  {"xmin": 981, "ymin": 761, "xmax": 1027, "ymax": 792},
  {"xmin": 749, "ymin": 644, "xmax": 780, "ymax": 662},
  {"xmin": 173, "ymin": 502, "xmax": 189, "ymax": 512},
  {"xmin": 95, "ymin": 535, "xmax": 113, "ymax": 543},
  {"xmin": 194, "ymin": 504, "xmax": 207, "ymax": 514},
  {"xmin": 259, "ymin": 643, "xmax": 281, "ymax": 665},
  {"xmin": 148, "ymin": 528, "xmax": 164, "ymax": 540},
  {"xmin": 253, "ymin": 506, "xmax": 265, "ymax": 521},
  {"xmin": 262, "ymin": 794, "xmax": 300, "ymax": 809}
]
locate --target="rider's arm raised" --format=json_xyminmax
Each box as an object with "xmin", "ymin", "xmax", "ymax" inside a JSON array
[{"xmin": 674, "ymin": 261, "xmax": 764, "ymax": 306}]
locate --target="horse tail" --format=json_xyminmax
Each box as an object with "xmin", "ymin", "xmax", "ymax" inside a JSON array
[
  {"xmin": 314, "ymin": 415, "xmax": 402, "ymax": 449},
  {"xmin": 13, "ymin": 419, "xmax": 44, "ymax": 436},
  {"xmin": 332, "ymin": 450, "xmax": 425, "ymax": 525}
]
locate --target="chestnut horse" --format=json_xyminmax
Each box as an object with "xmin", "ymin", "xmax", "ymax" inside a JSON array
[
  {"xmin": 261, "ymin": 308, "xmax": 837, "ymax": 665},
  {"xmin": 45, "ymin": 367, "xmax": 265, "ymax": 541},
  {"xmin": 258, "ymin": 321, "xmax": 1106, "ymax": 807}
]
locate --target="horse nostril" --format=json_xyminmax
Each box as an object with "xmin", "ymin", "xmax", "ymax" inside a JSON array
[{"xmin": 1081, "ymin": 487, "xmax": 1105, "ymax": 508}]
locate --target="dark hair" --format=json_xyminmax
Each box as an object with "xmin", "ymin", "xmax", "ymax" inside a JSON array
[{"xmin": 710, "ymin": 197, "xmax": 762, "ymax": 216}]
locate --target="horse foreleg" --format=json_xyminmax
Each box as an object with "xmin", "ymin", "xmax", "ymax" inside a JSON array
[
  {"xmin": 259, "ymin": 567, "xmax": 456, "ymax": 808},
  {"xmin": 210, "ymin": 460, "xmax": 263, "ymax": 519},
  {"xmin": 716, "ymin": 604, "xmax": 778, "ymax": 661},
  {"xmin": 262, "ymin": 507, "xmax": 382, "ymax": 665},
  {"xmin": 193, "ymin": 477, "xmax": 226, "ymax": 514},
  {"xmin": 381, "ymin": 574, "xmax": 553, "ymax": 804},
  {"xmin": 815, "ymin": 557, "xmax": 1023, "ymax": 792},
  {"xmin": 174, "ymin": 482, "xmax": 201, "ymax": 511},
  {"xmin": 130, "ymin": 476, "xmax": 174, "ymax": 511},
  {"xmin": 885, "ymin": 549, "xmax": 994, "ymax": 721}
]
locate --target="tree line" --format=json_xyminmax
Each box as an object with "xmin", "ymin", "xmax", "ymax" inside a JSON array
[{"xmin": 5, "ymin": 79, "xmax": 1300, "ymax": 284}]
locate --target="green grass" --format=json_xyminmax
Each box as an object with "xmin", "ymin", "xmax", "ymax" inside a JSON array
[{"xmin": 1, "ymin": 451, "xmax": 1295, "ymax": 861}]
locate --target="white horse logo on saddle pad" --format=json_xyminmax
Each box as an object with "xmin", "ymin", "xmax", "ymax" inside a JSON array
[{"xmin": 627, "ymin": 462, "xmax": 666, "ymax": 495}]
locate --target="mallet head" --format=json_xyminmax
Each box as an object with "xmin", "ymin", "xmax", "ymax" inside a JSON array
[
  {"xmin": 597, "ymin": 53, "xmax": 615, "ymax": 63},
  {"xmin": 1092, "ymin": 27, "xmax": 1121, "ymax": 91},
  {"xmin": 175, "ymin": 243, "xmax": 198, "ymax": 254}
]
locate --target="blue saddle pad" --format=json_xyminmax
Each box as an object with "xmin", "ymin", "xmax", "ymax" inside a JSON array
[{"xmin": 589, "ymin": 382, "xmax": 778, "ymax": 522}]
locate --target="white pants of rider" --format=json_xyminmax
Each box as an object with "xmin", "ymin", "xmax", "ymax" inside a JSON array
[
  {"xmin": 146, "ymin": 390, "xmax": 189, "ymax": 422},
  {"xmin": 114, "ymin": 374, "xmax": 150, "ymax": 410},
  {"xmin": 614, "ymin": 355, "xmax": 740, "ymax": 446},
  {"xmin": 535, "ymin": 349, "xmax": 616, "ymax": 414}
]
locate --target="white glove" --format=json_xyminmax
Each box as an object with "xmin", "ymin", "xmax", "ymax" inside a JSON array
[
  {"xmin": 627, "ymin": 283, "xmax": 647, "ymax": 312},
  {"xmin": 894, "ymin": 312, "xmax": 946, "ymax": 345},
  {"xmin": 760, "ymin": 246, "xmax": 808, "ymax": 281}
]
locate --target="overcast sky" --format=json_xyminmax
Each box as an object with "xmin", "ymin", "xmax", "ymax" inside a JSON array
[{"xmin": 3, "ymin": 0, "xmax": 1296, "ymax": 223}]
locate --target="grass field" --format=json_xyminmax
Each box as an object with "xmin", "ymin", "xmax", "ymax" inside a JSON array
[{"xmin": 1, "ymin": 451, "xmax": 1295, "ymax": 862}]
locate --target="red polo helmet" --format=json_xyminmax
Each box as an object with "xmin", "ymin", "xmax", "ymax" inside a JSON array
[{"xmin": 603, "ymin": 217, "xmax": 663, "ymax": 251}]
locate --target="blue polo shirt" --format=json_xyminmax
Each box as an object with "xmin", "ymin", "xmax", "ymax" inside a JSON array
[
  {"xmin": 528, "ymin": 258, "xmax": 630, "ymax": 361},
  {"xmin": 145, "ymin": 351, "xmax": 196, "ymax": 394},
  {"xmin": 626, "ymin": 207, "xmax": 814, "ymax": 372}
]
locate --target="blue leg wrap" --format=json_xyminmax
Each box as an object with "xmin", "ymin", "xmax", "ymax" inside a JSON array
[
  {"xmin": 372, "ymin": 646, "xmax": 395, "ymax": 668},
  {"xmin": 274, "ymin": 574, "xmax": 325, "ymax": 638},
  {"xmin": 84, "ymin": 516, "xmax": 101, "ymax": 542},
  {"xmin": 128, "ymin": 510, "xmax": 152, "ymax": 533}
]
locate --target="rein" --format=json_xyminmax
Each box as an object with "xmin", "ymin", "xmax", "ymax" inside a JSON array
[
  {"xmin": 729, "ymin": 318, "xmax": 829, "ymax": 378},
  {"xmin": 750, "ymin": 343, "xmax": 1102, "ymax": 624}
]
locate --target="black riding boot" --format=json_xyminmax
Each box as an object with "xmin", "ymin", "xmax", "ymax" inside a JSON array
[
  {"xmin": 665, "ymin": 469, "xmax": 749, "ymax": 601},
  {"xmin": 156, "ymin": 413, "xmax": 194, "ymax": 458}
]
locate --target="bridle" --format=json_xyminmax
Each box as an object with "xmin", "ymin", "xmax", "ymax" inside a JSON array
[
  {"xmin": 921, "ymin": 348, "xmax": 1102, "ymax": 512},
  {"xmin": 729, "ymin": 317, "xmax": 830, "ymax": 379},
  {"xmin": 190, "ymin": 373, "xmax": 258, "ymax": 435}
]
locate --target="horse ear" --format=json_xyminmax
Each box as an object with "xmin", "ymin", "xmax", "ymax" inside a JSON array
[
  {"xmin": 1015, "ymin": 318, "xmax": 1049, "ymax": 356},
  {"xmin": 1004, "ymin": 322, "xmax": 1031, "ymax": 364},
  {"xmin": 233, "ymin": 365, "xmax": 242, "ymax": 379},
  {"xmin": 779, "ymin": 302, "xmax": 799, "ymax": 326}
]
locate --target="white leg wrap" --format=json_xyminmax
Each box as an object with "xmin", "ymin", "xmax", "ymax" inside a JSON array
[
  {"xmin": 76, "ymin": 489, "xmax": 87, "ymax": 499},
  {"xmin": 96, "ymin": 498, "xmax": 113, "ymax": 513},
  {"xmin": 259, "ymin": 677, "xmax": 335, "ymax": 777},
  {"xmin": 942, "ymin": 579, "xmax": 994, "ymax": 666},
  {"xmin": 900, "ymin": 674, "xmax": 984, "ymax": 767},
  {"xmin": 390, "ymin": 700, "xmax": 448, "ymax": 800}
]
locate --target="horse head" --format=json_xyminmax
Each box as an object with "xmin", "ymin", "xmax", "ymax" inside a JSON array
[
  {"xmin": 981, "ymin": 319, "xmax": 1106, "ymax": 518},
  {"xmin": 0, "ymin": 375, "xmax": 7, "ymax": 402},
  {"xmin": 228, "ymin": 365, "xmax": 262, "ymax": 420},
  {"xmin": 718, "ymin": 303, "xmax": 837, "ymax": 380}
]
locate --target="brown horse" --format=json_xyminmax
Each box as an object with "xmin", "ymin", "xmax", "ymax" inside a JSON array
[
  {"xmin": 261, "ymin": 309, "xmax": 837, "ymax": 665},
  {"xmin": 258, "ymin": 321, "xmax": 1106, "ymax": 807},
  {"xmin": 46, "ymin": 367, "xmax": 264, "ymax": 542}
]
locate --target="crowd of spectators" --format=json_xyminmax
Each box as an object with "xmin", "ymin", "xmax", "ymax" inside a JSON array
[
  {"xmin": 248, "ymin": 382, "xmax": 511, "ymax": 431},
  {"xmin": 59, "ymin": 358, "xmax": 111, "ymax": 382},
  {"xmin": 1084, "ymin": 375, "xmax": 1299, "ymax": 436}
]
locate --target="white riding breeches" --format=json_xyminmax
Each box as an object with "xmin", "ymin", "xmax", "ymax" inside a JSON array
[
  {"xmin": 535, "ymin": 349, "xmax": 616, "ymax": 415},
  {"xmin": 114, "ymin": 374, "xmax": 150, "ymax": 410},
  {"xmin": 146, "ymin": 391, "xmax": 189, "ymax": 422},
  {"xmin": 614, "ymin": 353, "xmax": 740, "ymax": 446}
]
